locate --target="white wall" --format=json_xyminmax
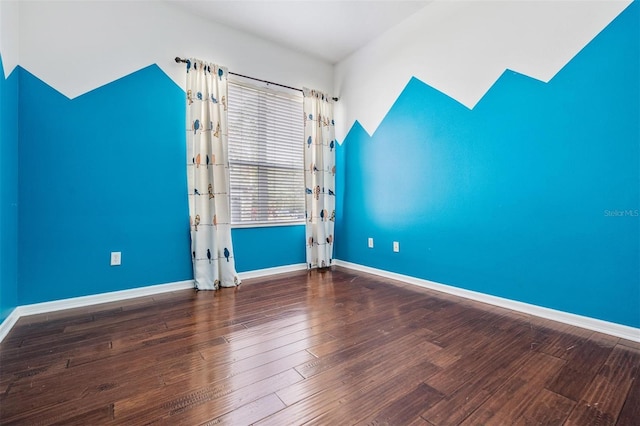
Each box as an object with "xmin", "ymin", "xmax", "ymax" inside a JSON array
[
  {"xmin": 17, "ymin": 0, "xmax": 333, "ymax": 98},
  {"xmin": 12, "ymin": 0, "xmax": 632, "ymax": 142},
  {"xmin": 0, "ymin": 0, "xmax": 20, "ymax": 76},
  {"xmin": 333, "ymin": 0, "xmax": 632, "ymax": 141}
]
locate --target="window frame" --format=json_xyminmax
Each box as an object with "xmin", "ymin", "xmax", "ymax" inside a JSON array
[{"xmin": 227, "ymin": 77, "xmax": 306, "ymax": 229}]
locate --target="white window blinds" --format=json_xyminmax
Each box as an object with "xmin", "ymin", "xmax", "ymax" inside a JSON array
[{"xmin": 227, "ymin": 81, "xmax": 305, "ymax": 226}]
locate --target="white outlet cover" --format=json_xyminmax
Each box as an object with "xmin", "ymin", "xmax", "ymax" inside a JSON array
[
  {"xmin": 110, "ymin": 251, "xmax": 121, "ymax": 266},
  {"xmin": 393, "ymin": 242, "xmax": 400, "ymax": 252},
  {"xmin": 368, "ymin": 238, "xmax": 374, "ymax": 248}
]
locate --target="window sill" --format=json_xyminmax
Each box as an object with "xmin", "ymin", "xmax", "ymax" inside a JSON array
[{"xmin": 231, "ymin": 221, "xmax": 305, "ymax": 230}]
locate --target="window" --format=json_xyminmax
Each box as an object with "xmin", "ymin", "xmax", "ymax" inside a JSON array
[{"xmin": 227, "ymin": 81, "xmax": 305, "ymax": 226}]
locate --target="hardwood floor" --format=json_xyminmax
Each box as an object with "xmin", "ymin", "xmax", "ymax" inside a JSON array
[{"xmin": 1, "ymin": 267, "xmax": 638, "ymax": 425}]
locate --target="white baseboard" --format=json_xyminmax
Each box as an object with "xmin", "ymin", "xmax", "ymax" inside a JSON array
[
  {"xmin": 238, "ymin": 263, "xmax": 307, "ymax": 280},
  {"xmin": 4, "ymin": 261, "xmax": 636, "ymax": 344},
  {"xmin": 17, "ymin": 280, "xmax": 196, "ymax": 318},
  {"xmin": 0, "ymin": 280, "xmax": 194, "ymax": 343},
  {"xmin": 0, "ymin": 308, "xmax": 22, "ymax": 343},
  {"xmin": 0, "ymin": 263, "xmax": 309, "ymax": 343},
  {"xmin": 334, "ymin": 260, "xmax": 640, "ymax": 343}
]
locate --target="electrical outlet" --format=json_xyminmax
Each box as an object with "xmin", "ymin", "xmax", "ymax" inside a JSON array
[
  {"xmin": 368, "ymin": 237, "xmax": 374, "ymax": 248},
  {"xmin": 393, "ymin": 241, "xmax": 400, "ymax": 252},
  {"xmin": 110, "ymin": 251, "xmax": 121, "ymax": 266}
]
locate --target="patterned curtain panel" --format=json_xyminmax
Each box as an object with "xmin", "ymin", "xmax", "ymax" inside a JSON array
[
  {"xmin": 185, "ymin": 59, "xmax": 241, "ymax": 290},
  {"xmin": 304, "ymin": 88, "xmax": 336, "ymax": 269}
]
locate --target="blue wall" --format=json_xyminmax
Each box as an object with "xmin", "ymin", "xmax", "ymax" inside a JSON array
[
  {"xmin": 0, "ymin": 56, "xmax": 19, "ymax": 322},
  {"xmin": 336, "ymin": 2, "xmax": 639, "ymax": 328},
  {"xmin": 15, "ymin": 65, "xmax": 304, "ymax": 305},
  {"xmin": 233, "ymin": 225, "xmax": 305, "ymax": 272},
  {"xmin": 17, "ymin": 65, "xmax": 193, "ymax": 304}
]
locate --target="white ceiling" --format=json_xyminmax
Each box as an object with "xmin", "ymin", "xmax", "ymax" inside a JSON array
[{"xmin": 168, "ymin": 1, "xmax": 431, "ymax": 64}]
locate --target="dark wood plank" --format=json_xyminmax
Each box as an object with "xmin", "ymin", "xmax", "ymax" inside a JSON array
[
  {"xmin": 112, "ymin": 351, "xmax": 311, "ymax": 422},
  {"xmin": 547, "ymin": 332, "xmax": 617, "ymax": 401},
  {"xmin": 270, "ymin": 360, "xmax": 439, "ymax": 425},
  {"xmin": 200, "ymin": 393, "xmax": 285, "ymax": 425},
  {"xmin": 564, "ymin": 344, "xmax": 640, "ymax": 426},
  {"xmin": 49, "ymin": 404, "xmax": 115, "ymax": 425},
  {"xmin": 458, "ymin": 351, "xmax": 566, "ymax": 425},
  {"xmin": 422, "ymin": 344, "xmax": 536, "ymax": 424},
  {"xmin": 409, "ymin": 417, "xmax": 435, "ymax": 426},
  {"xmin": 262, "ymin": 337, "xmax": 440, "ymax": 424},
  {"xmin": 616, "ymin": 369, "xmax": 640, "ymax": 426},
  {"xmin": 515, "ymin": 388, "xmax": 575, "ymax": 425},
  {"xmin": 131, "ymin": 368, "xmax": 301, "ymax": 425},
  {"xmin": 532, "ymin": 320, "xmax": 594, "ymax": 359},
  {"xmin": 361, "ymin": 382, "xmax": 444, "ymax": 425}
]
